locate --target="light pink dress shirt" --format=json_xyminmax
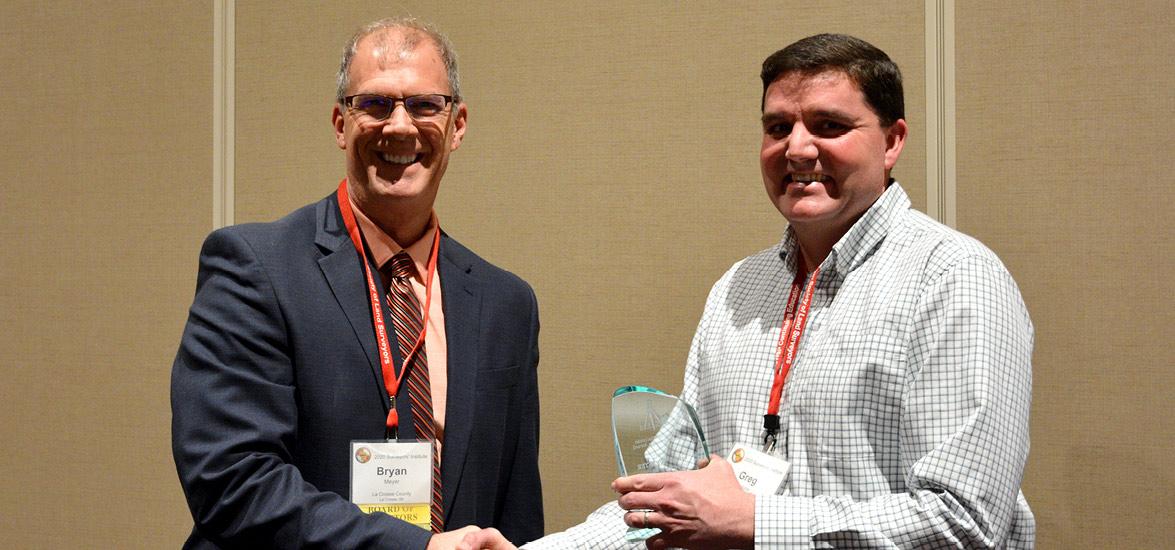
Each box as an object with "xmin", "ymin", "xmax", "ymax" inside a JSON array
[{"xmin": 349, "ymin": 199, "xmax": 448, "ymax": 451}]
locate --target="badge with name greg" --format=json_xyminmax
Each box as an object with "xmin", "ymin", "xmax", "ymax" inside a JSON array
[
  {"xmin": 350, "ymin": 440, "xmax": 433, "ymax": 529},
  {"xmin": 727, "ymin": 444, "xmax": 790, "ymax": 496}
]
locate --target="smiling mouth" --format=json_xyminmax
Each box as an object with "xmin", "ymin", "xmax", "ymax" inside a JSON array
[
  {"xmin": 786, "ymin": 172, "xmax": 829, "ymax": 186},
  {"xmin": 378, "ymin": 152, "xmax": 423, "ymax": 165}
]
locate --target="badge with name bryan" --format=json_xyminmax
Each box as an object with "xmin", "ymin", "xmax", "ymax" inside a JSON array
[
  {"xmin": 727, "ymin": 444, "xmax": 790, "ymax": 496},
  {"xmin": 350, "ymin": 440, "xmax": 433, "ymax": 529}
]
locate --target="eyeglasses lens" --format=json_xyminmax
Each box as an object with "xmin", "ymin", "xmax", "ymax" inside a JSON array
[
  {"xmin": 405, "ymin": 95, "xmax": 447, "ymax": 117},
  {"xmin": 350, "ymin": 94, "xmax": 449, "ymax": 120}
]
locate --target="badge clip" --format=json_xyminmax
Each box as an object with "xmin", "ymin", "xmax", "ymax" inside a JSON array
[{"xmin": 763, "ymin": 414, "xmax": 780, "ymax": 453}]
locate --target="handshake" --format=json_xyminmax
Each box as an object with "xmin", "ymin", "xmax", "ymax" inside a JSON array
[{"xmin": 426, "ymin": 525, "xmax": 511, "ymax": 550}]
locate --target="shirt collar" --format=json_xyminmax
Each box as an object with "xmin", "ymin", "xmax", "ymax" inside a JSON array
[
  {"xmin": 348, "ymin": 199, "xmax": 438, "ymax": 284},
  {"xmin": 779, "ymin": 180, "xmax": 910, "ymax": 277}
]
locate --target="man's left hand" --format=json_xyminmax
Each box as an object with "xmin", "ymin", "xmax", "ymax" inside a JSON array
[{"xmin": 613, "ymin": 455, "xmax": 754, "ymax": 550}]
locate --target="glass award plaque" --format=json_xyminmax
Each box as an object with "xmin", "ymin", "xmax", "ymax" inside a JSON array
[{"xmin": 611, "ymin": 385, "xmax": 709, "ymax": 542}]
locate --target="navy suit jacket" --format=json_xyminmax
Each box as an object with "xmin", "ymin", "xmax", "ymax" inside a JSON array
[{"xmin": 172, "ymin": 192, "xmax": 542, "ymax": 549}]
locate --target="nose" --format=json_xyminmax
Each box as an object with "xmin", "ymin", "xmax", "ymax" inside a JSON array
[
  {"xmin": 784, "ymin": 123, "xmax": 817, "ymax": 162},
  {"xmin": 382, "ymin": 102, "xmax": 416, "ymax": 137}
]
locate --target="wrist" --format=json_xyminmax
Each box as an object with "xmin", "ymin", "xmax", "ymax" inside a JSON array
[{"xmin": 736, "ymin": 490, "xmax": 756, "ymax": 548}]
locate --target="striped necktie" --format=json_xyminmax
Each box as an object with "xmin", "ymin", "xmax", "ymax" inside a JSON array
[{"xmin": 384, "ymin": 251, "xmax": 444, "ymax": 533}]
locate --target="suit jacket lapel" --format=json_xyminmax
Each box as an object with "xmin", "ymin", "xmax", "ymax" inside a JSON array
[
  {"xmin": 314, "ymin": 194, "xmax": 392, "ymax": 416},
  {"xmin": 437, "ymin": 233, "xmax": 481, "ymax": 519}
]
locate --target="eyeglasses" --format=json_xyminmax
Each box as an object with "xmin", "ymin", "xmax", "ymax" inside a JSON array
[{"xmin": 343, "ymin": 93, "xmax": 454, "ymax": 121}]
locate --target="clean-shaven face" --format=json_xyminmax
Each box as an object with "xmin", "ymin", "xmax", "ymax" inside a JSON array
[
  {"xmin": 333, "ymin": 31, "xmax": 467, "ymax": 222},
  {"xmin": 760, "ymin": 70, "xmax": 906, "ymax": 234}
]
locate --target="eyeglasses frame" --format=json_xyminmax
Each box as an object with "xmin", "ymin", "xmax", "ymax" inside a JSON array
[{"xmin": 342, "ymin": 93, "xmax": 455, "ymax": 121}]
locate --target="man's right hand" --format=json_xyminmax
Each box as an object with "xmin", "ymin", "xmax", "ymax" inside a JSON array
[
  {"xmin": 455, "ymin": 527, "xmax": 518, "ymax": 550},
  {"xmin": 428, "ymin": 526, "xmax": 481, "ymax": 550}
]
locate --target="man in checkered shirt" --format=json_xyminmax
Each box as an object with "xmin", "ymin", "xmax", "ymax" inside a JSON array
[{"xmin": 461, "ymin": 33, "xmax": 1034, "ymax": 549}]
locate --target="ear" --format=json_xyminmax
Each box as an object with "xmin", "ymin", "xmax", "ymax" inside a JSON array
[
  {"xmin": 449, "ymin": 102, "xmax": 468, "ymax": 151},
  {"xmin": 883, "ymin": 118, "xmax": 907, "ymax": 171},
  {"xmin": 332, "ymin": 104, "xmax": 346, "ymax": 150}
]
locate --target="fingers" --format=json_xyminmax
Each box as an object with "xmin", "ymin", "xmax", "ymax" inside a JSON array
[
  {"xmin": 612, "ymin": 471, "xmax": 672, "ymax": 494},
  {"xmin": 615, "ymin": 459, "xmax": 722, "ymax": 495},
  {"xmin": 617, "ymin": 489, "xmax": 660, "ymax": 513},
  {"xmin": 614, "ymin": 470, "xmax": 683, "ymax": 516},
  {"xmin": 611, "ymin": 474, "xmax": 642, "ymax": 494},
  {"xmin": 455, "ymin": 527, "xmax": 514, "ymax": 550},
  {"xmin": 622, "ymin": 508, "xmax": 659, "ymax": 530},
  {"xmin": 430, "ymin": 526, "xmax": 482, "ymax": 550}
]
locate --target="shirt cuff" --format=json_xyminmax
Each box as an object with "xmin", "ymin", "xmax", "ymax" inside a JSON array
[{"xmin": 755, "ymin": 494, "xmax": 813, "ymax": 549}]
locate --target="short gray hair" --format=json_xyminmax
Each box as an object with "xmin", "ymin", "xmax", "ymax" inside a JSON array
[{"xmin": 335, "ymin": 17, "xmax": 461, "ymax": 105}]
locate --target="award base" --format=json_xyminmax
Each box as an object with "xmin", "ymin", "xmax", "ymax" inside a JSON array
[{"xmin": 625, "ymin": 526, "xmax": 661, "ymax": 542}]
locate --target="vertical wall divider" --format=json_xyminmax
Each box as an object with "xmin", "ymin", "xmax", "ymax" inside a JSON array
[
  {"xmin": 925, "ymin": 0, "xmax": 956, "ymax": 227},
  {"xmin": 213, "ymin": 0, "xmax": 235, "ymax": 229}
]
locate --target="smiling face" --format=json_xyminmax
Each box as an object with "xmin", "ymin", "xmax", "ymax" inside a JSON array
[
  {"xmin": 332, "ymin": 30, "xmax": 467, "ymax": 235},
  {"xmin": 760, "ymin": 70, "xmax": 906, "ymax": 242}
]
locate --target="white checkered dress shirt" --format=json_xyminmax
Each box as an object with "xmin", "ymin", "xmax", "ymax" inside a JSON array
[{"xmin": 529, "ymin": 183, "xmax": 1035, "ymax": 549}]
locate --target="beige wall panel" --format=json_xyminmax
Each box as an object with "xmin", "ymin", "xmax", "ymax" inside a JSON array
[
  {"xmin": 237, "ymin": 1, "xmax": 927, "ymax": 534},
  {"xmin": 956, "ymin": 2, "xmax": 1175, "ymax": 547},
  {"xmin": 0, "ymin": 2, "xmax": 211, "ymax": 547}
]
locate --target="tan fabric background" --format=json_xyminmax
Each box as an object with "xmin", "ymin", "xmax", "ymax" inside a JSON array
[
  {"xmin": 0, "ymin": 1, "xmax": 1170, "ymax": 547},
  {"xmin": 0, "ymin": 1, "xmax": 212, "ymax": 544},
  {"xmin": 955, "ymin": 2, "xmax": 1175, "ymax": 547}
]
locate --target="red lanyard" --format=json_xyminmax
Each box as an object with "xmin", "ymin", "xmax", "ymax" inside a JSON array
[
  {"xmin": 336, "ymin": 179, "xmax": 440, "ymax": 433},
  {"xmin": 763, "ymin": 264, "xmax": 820, "ymax": 448}
]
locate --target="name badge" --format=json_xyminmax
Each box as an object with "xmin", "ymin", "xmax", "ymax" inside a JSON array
[
  {"xmin": 727, "ymin": 444, "xmax": 789, "ymax": 496},
  {"xmin": 350, "ymin": 440, "xmax": 433, "ymax": 529}
]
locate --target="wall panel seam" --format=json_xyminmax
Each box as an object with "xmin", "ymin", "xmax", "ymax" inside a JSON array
[
  {"xmin": 213, "ymin": 0, "xmax": 235, "ymax": 229},
  {"xmin": 925, "ymin": 0, "xmax": 956, "ymax": 227}
]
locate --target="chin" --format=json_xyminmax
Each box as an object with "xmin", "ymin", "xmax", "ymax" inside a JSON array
[
  {"xmin": 778, "ymin": 195, "xmax": 820, "ymax": 214},
  {"xmin": 781, "ymin": 205, "xmax": 836, "ymax": 225},
  {"xmin": 369, "ymin": 171, "xmax": 417, "ymax": 191}
]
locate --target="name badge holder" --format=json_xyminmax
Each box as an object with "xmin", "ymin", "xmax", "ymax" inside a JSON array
[
  {"xmin": 727, "ymin": 444, "xmax": 790, "ymax": 496},
  {"xmin": 350, "ymin": 440, "xmax": 434, "ymax": 529}
]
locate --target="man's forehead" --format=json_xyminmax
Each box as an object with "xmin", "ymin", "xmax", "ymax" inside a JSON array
[
  {"xmin": 356, "ymin": 29, "xmax": 438, "ymax": 69},
  {"xmin": 766, "ymin": 70, "xmax": 869, "ymax": 111},
  {"xmin": 762, "ymin": 69, "xmax": 870, "ymax": 117},
  {"xmin": 768, "ymin": 69, "xmax": 855, "ymax": 96}
]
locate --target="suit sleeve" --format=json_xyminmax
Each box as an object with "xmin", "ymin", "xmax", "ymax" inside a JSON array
[
  {"xmin": 171, "ymin": 227, "xmax": 432, "ymax": 549},
  {"xmin": 493, "ymin": 284, "xmax": 545, "ymax": 545}
]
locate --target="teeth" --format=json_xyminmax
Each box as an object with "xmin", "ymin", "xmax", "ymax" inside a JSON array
[
  {"xmin": 790, "ymin": 173, "xmax": 827, "ymax": 183},
  {"xmin": 379, "ymin": 152, "xmax": 418, "ymax": 164}
]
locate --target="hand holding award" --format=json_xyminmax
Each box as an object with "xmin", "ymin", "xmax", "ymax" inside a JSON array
[{"xmin": 611, "ymin": 386, "xmax": 709, "ymax": 542}]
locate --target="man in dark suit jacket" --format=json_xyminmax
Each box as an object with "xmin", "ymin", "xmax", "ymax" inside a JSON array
[{"xmin": 172, "ymin": 17, "xmax": 542, "ymax": 549}]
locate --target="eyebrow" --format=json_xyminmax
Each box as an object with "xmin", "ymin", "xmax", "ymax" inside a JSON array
[
  {"xmin": 760, "ymin": 111, "xmax": 789, "ymax": 125},
  {"xmin": 761, "ymin": 107, "xmax": 858, "ymax": 126},
  {"xmin": 809, "ymin": 108, "xmax": 856, "ymax": 121}
]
